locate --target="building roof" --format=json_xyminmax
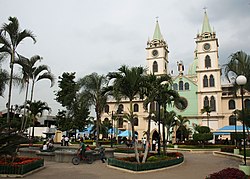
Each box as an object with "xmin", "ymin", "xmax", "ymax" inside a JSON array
[
  {"xmin": 153, "ymin": 20, "xmax": 164, "ymax": 41},
  {"xmin": 188, "ymin": 56, "xmax": 198, "ymax": 75},
  {"xmin": 201, "ymin": 11, "xmax": 212, "ymax": 34}
]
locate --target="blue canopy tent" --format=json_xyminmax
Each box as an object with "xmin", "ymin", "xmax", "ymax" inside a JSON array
[
  {"xmin": 213, "ymin": 125, "xmax": 250, "ymax": 135},
  {"xmin": 108, "ymin": 128, "xmax": 122, "ymax": 135},
  {"xmin": 118, "ymin": 130, "xmax": 132, "ymax": 137}
]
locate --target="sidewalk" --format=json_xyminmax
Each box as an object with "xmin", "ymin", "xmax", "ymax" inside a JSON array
[{"xmin": 24, "ymin": 151, "xmax": 240, "ymax": 179}]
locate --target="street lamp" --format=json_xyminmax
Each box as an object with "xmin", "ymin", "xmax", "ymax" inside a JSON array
[{"xmin": 236, "ymin": 75, "xmax": 247, "ymax": 165}]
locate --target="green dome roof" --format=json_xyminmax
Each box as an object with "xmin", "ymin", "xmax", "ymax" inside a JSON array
[{"xmin": 188, "ymin": 57, "xmax": 198, "ymax": 75}]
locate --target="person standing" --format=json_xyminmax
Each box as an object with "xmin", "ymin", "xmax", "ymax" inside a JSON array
[
  {"xmin": 64, "ymin": 136, "xmax": 69, "ymax": 146},
  {"xmin": 152, "ymin": 139, "xmax": 156, "ymax": 151},
  {"xmin": 99, "ymin": 143, "xmax": 106, "ymax": 163}
]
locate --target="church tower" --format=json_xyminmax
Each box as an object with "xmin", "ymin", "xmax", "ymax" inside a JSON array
[
  {"xmin": 146, "ymin": 20, "xmax": 169, "ymax": 75},
  {"xmin": 196, "ymin": 10, "xmax": 222, "ymax": 129}
]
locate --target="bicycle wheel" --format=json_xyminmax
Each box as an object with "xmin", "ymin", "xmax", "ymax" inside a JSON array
[
  {"xmin": 72, "ymin": 156, "xmax": 80, "ymax": 165},
  {"xmin": 86, "ymin": 155, "xmax": 94, "ymax": 164}
]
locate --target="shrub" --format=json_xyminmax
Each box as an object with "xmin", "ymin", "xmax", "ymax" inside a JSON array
[
  {"xmin": 221, "ymin": 146, "xmax": 242, "ymax": 153},
  {"xmin": 147, "ymin": 156, "xmax": 158, "ymax": 162},
  {"xmin": 206, "ymin": 168, "xmax": 246, "ymax": 179}
]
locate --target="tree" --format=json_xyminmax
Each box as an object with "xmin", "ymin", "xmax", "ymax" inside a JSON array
[
  {"xmin": 142, "ymin": 73, "xmax": 172, "ymax": 161},
  {"xmin": 107, "ymin": 65, "xmax": 146, "ymax": 163},
  {"xmin": 21, "ymin": 100, "xmax": 51, "ymax": 138},
  {"xmin": 193, "ymin": 125, "xmax": 213, "ymax": 148},
  {"xmin": 163, "ymin": 110, "xmax": 177, "ymax": 146},
  {"xmin": 15, "ymin": 55, "xmax": 54, "ymax": 131},
  {"xmin": 0, "ymin": 68, "xmax": 9, "ymax": 97},
  {"xmin": 78, "ymin": 72, "xmax": 109, "ymax": 147},
  {"xmin": 55, "ymin": 72, "xmax": 79, "ymax": 110},
  {"xmin": 55, "ymin": 72, "xmax": 90, "ymax": 137},
  {"xmin": 201, "ymin": 106, "xmax": 211, "ymax": 128},
  {"xmin": 175, "ymin": 115, "xmax": 190, "ymax": 142},
  {"xmin": 224, "ymin": 51, "xmax": 250, "ymax": 92},
  {"xmin": 0, "ymin": 16, "xmax": 36, "ymax": 125}
]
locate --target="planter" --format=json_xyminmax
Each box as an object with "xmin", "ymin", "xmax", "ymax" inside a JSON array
[
  {"xmin": 234, "ymin": 148, "xmax": 240, "ymax": 155},
  {"xmin": 108, "ymin": 153, "xmax": 184, "ymax": 171},
  {"xmin": 239, "ymin": 164, "xmax": 250, "ymax": 176},
  {"xmin": 0, "ymin": 157, "xmax": 44, "ymax": 175},
  {"xmin": 174, "ymin": 145, "xmax": 178, "ymax": 149}
]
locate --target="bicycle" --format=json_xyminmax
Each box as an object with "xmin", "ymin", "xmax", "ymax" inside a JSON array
[{"xmin": 72, "ymin": 150, "xmax": 94, "ymax": 165}]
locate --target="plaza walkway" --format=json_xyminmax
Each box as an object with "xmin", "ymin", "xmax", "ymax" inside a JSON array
[{"xmin": 25, "ymin": 151, "xmax": 240, "ymax": 179}]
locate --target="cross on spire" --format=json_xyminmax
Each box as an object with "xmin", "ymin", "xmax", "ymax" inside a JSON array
[
  {"xmin": 156, "ymin": 16, "xmax": 159, "ymax": 22},
  {"xmin": 203, "ymin": 6, "xmax": 207, "ymax": 12}
]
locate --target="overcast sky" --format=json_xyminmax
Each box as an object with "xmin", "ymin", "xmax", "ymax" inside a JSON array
[{"xmin": 0, "ymin": 0, "xmax": 250, "ymax": 115}]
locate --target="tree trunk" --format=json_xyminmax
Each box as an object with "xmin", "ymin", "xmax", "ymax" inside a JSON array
[
  {"xmin": 7, "ymin": 50, "xmax": 15, "ymax": 126},
  {"xmin": 96, "ymin": 109, "xmax": 100, "ymax": 148},
  {"xmin": 142, "ymin": 115, "xmax": 151, "ymax": 163},
  {"xmin": 30, "ymin": 79, "xmax": 35, "ymax": 102},
  {"xmin": 162, "ymin": 105, "xmax": 166, "ymax": 155},
  {"xmin": 21, "ymin": 82, "xmax": 29, "ymax": 132}
]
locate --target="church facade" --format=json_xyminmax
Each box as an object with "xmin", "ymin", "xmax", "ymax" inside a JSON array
[{"xmin": 101, "ymin": 11, "xmax": 250, "ymax": 142}]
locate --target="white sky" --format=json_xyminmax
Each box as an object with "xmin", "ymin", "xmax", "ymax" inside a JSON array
[{"xmin": 0, "ymin": 0, "xmax": 250, "ymax": 115}]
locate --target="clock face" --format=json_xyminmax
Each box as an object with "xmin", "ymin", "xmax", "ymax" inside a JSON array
[
  {"xmin": 152, "ymin": 50, "xmax": 158, "ymax": 57},
  {"xmin": 203, "ymin": 43, "xmax": 211, "ymax": 51}
]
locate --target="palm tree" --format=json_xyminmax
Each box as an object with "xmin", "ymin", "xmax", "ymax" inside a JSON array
[
  {"xmin": 21, "ymin": 100, "xmax": 51, "ymax": 138},
  {"xmin": 201, "ymin": 106, "xmax": 211, "ymax": 128},
  {"xmin": 163, "ymin": 110, "xmax": 177, "ymax": 149},
  {"xmin": 0, "ymin": 17, "xmax": 36, "ymax": 124},
  {"xmin": 142, "ymin": 73, "xmax": 172, "ymax": 161},
  {"xmin": 78, "ymin": 72, "xmax": 109, "ymax": 147},
  {"xmin": 107, "ymin": 65, "xmax": 146, "ymax": 163},
  {"xmin": 224, "ymin": 51, "xmax": 250, "ymax": 92},
  {"xmin": 15, "ymin": 55, "xmax": 54, "ymax": 131},
  {"xmin": 175, "ymin": 115, "xmax": 190, "ymax": 142}
]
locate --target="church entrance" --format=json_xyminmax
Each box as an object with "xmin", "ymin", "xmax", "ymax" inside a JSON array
[{"xmin": 152, "ymin": 130, "xmax": 159, "ymax": 151}]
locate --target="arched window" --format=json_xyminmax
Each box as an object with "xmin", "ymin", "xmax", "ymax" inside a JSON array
[
  {"xmin": 203, "ymin": 75, "xmax": 208, "ymax": 87},
  {"xmin": 245, "ymin": 99, "xmax": 250, "ymax": 110},
  {"xmin": 209, "ymin": 75, "xmax": 215, "ymax": 87},
  {"xmin": 153, "ymin": 61, "xmax": 158, "ymax": 73},
  {"xmin": 173, "ymin": 83, "xmax": 178, "ymax": 90},
  {"xmin": 205, "ymin": 55, "xmax": 211, "ymax": 68},
  {"xmin": 104, "ymin": 105, "xmax": 109, "ymax": 113},
  {"xmin": 228, "ymin": 100, "xmax": 235, "ymax": 110},
  {"xmin": 229, "ymin": 115, "xmax": 236, "ymax": 126},
  {"xmin": 134, "ymin": 118, "xmax": 139, "ymax": 126},
  {"xmin": 184, "ymin": 82, "xmax": 189, "ymax": 90},
  {"xmin": 210, "ymin": 96, "xmax": 216, "ymax": 111},
  {"xmin": 179, "ymin": 81, "xmax": 184, "ymax": 90},
  {"xmin": 134, "ymin": 104, "xmax": 139, "ymax": 112},
  {"xmin": 104, "ymin": 118, "xmax": 109, "ymax": 123},
  {"xmin": 118, "ymin": 104, "xmax": 124, "ymax": 114},
  {"xmin": 204, "ymin": 96, "xmax": 209, "ymax": 108}
]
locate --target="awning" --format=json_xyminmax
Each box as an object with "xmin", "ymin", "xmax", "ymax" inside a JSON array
[{"xmin": 213, "ymin": 132, "xmax": 231, "ymax": 135}]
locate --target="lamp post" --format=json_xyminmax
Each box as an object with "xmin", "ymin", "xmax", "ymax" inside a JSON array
[{"xmin": 236, "ymin": 75, "xmax": 247, "ymax": 165}]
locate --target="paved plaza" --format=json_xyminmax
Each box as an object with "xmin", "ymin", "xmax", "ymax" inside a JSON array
[{"xmin": 22, "ymin": 151, "xmax": 240, "ymax": 179}]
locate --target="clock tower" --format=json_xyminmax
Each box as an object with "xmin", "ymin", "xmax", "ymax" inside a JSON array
[
  {"xmin": 146, "ymin": 20, "xmax": 169, "ymax": 75},
  {"xmin": 196, "ymin": 10, "xmax": 222, "ymax": 129}
]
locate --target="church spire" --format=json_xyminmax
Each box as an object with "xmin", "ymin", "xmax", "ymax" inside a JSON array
[
  {"xmin": 153, "ymin": 19, "xmax": 164, "ymax": 41},
  {"xmin": 201, "ymin": 10, "xmax": 212, "ymax": 34}
]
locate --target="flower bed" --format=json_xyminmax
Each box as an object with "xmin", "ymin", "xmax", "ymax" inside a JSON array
[
  {"xmin": 108, "ymin": 152, "xmax": 184, "ymax": 171},
  {"xmin": 0, "ymin": 157, "xmax": 44, "ymax": 175},
  {"xmin": 206, "ymin": 168, "xmax": 246, "ymax": 179}
]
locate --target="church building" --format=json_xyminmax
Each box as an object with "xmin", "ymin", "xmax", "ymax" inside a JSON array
[{"xmin": 101, "ymin": 10, "xmax": 250, "ymax": 143}]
